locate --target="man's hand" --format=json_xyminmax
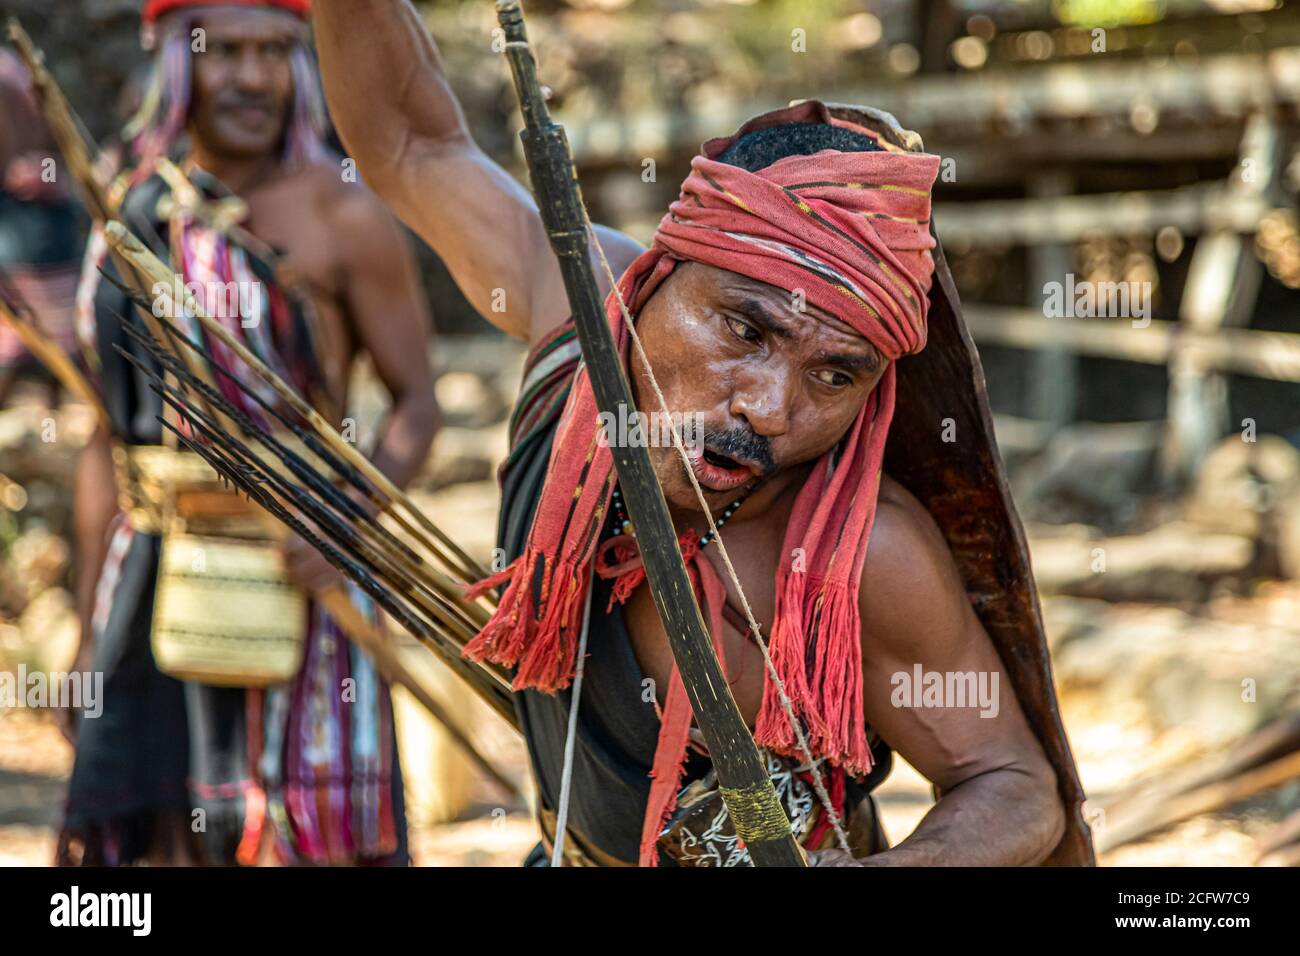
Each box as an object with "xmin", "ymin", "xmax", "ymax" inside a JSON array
[
  {"xmin": 807, "ymin": 848, "xmax": 898, "ymax": 867},
  {"xmin": 54, "ymin": 634, "xmax": 95, "ymax": 746},
  {"xmin": 279, "ymin": 533, "xmax": 345, "ymax": 596}
]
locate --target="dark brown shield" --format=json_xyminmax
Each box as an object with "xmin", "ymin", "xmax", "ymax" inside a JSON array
[{"xmin": 823, "ymin": 102, "xmax": 1096, "ymax": 866}]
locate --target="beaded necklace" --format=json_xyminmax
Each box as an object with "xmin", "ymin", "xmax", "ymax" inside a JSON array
[
  {"xmin": 609, "ymin": 482, "xmax": 753, "ymax": 549},
  {"xmin": 608, "ymin": 483, "xmax": 763, "ymax": 661}
]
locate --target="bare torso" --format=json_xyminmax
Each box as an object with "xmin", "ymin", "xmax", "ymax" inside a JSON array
[{"xmin": 222, "ymin": 160, "xmax": 358, "ymax": 419}]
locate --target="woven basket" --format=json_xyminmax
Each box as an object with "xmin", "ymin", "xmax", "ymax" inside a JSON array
[
  {"xmin": 152, "ymin": 530, "xmax": 307, "ymax": 687},
  {"xmin": 129, "ymin": 445, "xmax": 308, "ymax": 687}
]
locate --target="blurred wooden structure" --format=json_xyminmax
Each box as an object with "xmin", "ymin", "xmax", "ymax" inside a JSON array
[{"xmin": 561, "ymin": 10, "xmax": 1300, "ymax": 489}]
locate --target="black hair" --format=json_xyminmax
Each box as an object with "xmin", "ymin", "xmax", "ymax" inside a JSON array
[{"xmin": 717, "ymin": 122, "xmax": 881, "ymax": 172}]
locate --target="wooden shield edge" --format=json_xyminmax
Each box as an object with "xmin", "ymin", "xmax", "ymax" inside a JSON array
[
  {"xmin": 888, "ymin": 243, "xmax": 1096, "ymax": 866},
  {"xmin": 823, "ymin": 102, "xmax": 1096, "ymax": 866}
]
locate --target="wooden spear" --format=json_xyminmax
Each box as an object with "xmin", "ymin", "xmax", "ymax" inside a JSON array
[{"xmin": 495, "ymin": 0, "xmax": 805, "ymax": 866}]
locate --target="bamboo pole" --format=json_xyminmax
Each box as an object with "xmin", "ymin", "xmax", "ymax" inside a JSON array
[
  {"xmin": 7, "ymin": 12, "xmax": 522, "ymax": 804},
  {"xmin": 106, "ymin": 235, "xmax": 516, "ymax": 767},
  {"xmin": 963, "ymin": 306, "xmax": 1300, "ymax": 382},
  {"xmin": 0, "ymin": 300, "xmax": 110, "ymax": 433},
  {"xmin": 158, "ymin": 413, "xmax": 518, "ymax": 727},
  {"xmin": 137, "ymin": 360, "xmax": 487, "ymax": 649},
  {"xmin": 1, "ymin": 266, "xmax": 519, "ymax": 773},
  {"xmin": 136, "ymin": 308, "xmax": 494, "ymax": 632}
]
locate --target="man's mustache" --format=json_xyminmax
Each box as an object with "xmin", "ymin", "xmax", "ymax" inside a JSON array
[
  {"xmin": 216, "ymin": 95, "xmax": 280, "ymax": 114},
  {"xmin": 700, "ymin": 424, "xmax": 776, "ymax": 477}
]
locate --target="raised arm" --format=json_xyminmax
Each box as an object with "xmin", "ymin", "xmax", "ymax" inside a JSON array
[
  {"xmin": 62, "ymin": 427, "xmax": 118, "ymax": 743},
  {"xmin": 313, "ymin": 0, "xmax": 642, "ymax": 343}
]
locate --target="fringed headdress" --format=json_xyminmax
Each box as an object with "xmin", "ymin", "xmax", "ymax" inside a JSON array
[
  {"xmin": 126, "ymin": 0, "xmax": 328, "ymax": 170},
  {"xmin": 465, "ymin": 100, "xmax": 942, "ymax": 864}
]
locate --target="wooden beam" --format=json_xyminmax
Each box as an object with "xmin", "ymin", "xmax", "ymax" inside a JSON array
[
  {"xmin": 561, "ymin": 49, "xmax": 1300, "ymax": 164},
  {"xmin": 1162, "ymin": 112, "xmax": 1278, "ymax": 485},
  {"xmin": 934, "ymin": 184, "xmax": 1269, "ymax": 247},
  {"xmin": 1027, "ymin": 171, "xmax": 1077, "ymax": 429},
  {"xmin": 964, "ymin": 306, "xmax": 1300, "ymax": 382},
  {"xmin": 1098, "ymin": 748, "xmax": 1300, "ymax": 853}
]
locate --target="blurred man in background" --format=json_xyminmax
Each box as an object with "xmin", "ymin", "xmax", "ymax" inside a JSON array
[
  {"xmin": 0, "ymin": 48, "xmax": 84, "ymax": 408},
  {"xmin": 61, "ymin": 0, "xmax": 439, "ymax": 865}
]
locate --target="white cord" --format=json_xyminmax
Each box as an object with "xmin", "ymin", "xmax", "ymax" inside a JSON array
[{"xmin": 550, "ymin": 562, "xmax": 595, "ymax": 866}]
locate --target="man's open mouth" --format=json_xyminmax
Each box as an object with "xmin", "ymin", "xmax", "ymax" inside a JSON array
[{"xmin": 689, "ymin": 446, "xmax": 758, "ymax": 492}]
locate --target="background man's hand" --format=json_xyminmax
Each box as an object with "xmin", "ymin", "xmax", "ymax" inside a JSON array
[
  {"xmin": 54, "ymin": 636, "xmax": 95, "ymax": 746},
  {"xmin": 280, "ymin": 534, "xmax": 345, "ymax": 596}
]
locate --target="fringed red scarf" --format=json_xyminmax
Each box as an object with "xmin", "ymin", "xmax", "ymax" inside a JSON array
[{"xmin": 466, "ymin": 100, "xmax": 941, "ymax": 865}]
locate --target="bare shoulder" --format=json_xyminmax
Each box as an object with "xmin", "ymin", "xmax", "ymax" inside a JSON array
[
  {"xmin": 860, "ymin": 474, "xmax": 970, "ymax": 651},
  {"xmin": 289, "ymin": 162, "xmax": 410, "ymax": 274},
  {"xmin": 869, "ymin": 474, "xmax": 957, "ymax": 578}
]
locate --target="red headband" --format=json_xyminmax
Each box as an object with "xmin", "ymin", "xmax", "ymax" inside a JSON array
[{"xmin": 142, "ymin": 0, "xmax": 311, "ymax": 23}]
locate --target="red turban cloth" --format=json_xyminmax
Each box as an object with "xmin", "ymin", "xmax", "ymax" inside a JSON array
[
  {"xmin": 466, "ymin": 100, "xmax": 941, "ymax": 864},
  {"xmin": 143, "ymin": 0, "xmax": 311, "ymax": 23}
]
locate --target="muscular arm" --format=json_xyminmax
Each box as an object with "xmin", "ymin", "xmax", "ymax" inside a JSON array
[
  {"xmin": 64, "ymin": 428, "xmax": 118, "ymax": 740},
  {"xmin": 817, "ymin": 484, "xmax": 1065, "ymax": 866},
  {"xmin": 335, "ymin": 188, "xmax": 440, "ymax": 491},
  {"xmin": 280, "ymin": 186, "xmax": 439, "ymax": 594},
  {"xmin": 313, "ymin": 0, "xmax": 642, "ymax": 344}
]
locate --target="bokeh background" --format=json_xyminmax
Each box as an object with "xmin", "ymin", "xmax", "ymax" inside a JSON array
[{"xmin": 2, "ymin": 0, "xmax": 1299, "ymax": 866}]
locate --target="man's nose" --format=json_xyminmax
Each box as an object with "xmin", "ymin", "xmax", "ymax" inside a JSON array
[
  {"xmin": 728, "ymin": 367, "xmax": 792, "ymax": 438},
  {"xmin": 233, "ymin": 50, "xmax": 272, "ymax": 91}
]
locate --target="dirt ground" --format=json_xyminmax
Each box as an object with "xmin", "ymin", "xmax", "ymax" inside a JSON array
[
  {"xmin": 0, "ymin": 695, "xmax": 1284, "ymax": 866},
  {"xmin": 2, "ymin": 365, "xmax": 1296, "ymax": 867}
]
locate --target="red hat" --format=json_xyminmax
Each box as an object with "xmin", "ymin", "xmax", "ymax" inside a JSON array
[{"xmin": 142, "ymin": 0, "xmax": 312, "ymax": 23}]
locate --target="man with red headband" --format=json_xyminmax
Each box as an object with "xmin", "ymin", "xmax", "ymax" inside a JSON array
[
  {"xmin": 62, "ymin": 0, "xmax": 438, "ymax": 865},
  {"xmin": 315, "ymin": 1, "xmax": 1091, "ymax": 866}
]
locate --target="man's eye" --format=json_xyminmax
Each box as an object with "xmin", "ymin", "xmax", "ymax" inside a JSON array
[
  {"xmin": 812, "ymin": 369, "xmax": 852, "ymax": 388},
  {"xmin": 724, "ymin": 315, "xmax": 760, "ymax": 343}
]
